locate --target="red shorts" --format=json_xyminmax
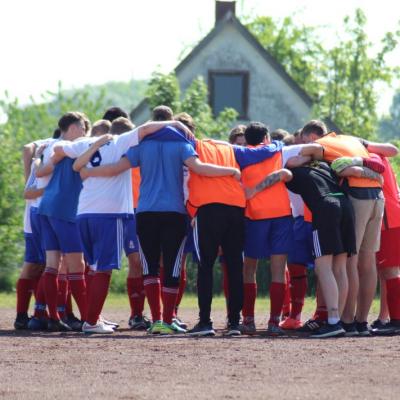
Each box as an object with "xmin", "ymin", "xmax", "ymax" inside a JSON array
[{"xmin": 376, "ymin": 227, "xmax": 400, "ymax": 268}]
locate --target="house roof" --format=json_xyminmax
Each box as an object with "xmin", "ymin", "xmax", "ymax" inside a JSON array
[{"xmin": 131, "ymin": 11, "xmax": 314, "ymax": 121}]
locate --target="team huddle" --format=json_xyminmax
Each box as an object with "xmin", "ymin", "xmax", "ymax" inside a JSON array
[{"xmin": 15, "ymin": 104, "xmax": 400, "ymax": 338}]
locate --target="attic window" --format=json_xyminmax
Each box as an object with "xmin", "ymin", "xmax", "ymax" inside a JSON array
[{"xmin": 209, "ymin": 70, "xmax": 249, "ymax": 119}]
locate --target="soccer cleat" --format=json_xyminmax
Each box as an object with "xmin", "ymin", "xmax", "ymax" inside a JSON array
[
  {"xmin": 341, "ymin": 321, "xmax": 359, "ymax": 337},
  {"xmin": 99, "ymin": 316, "xmax": 119, "ymax": 329},
  {"xmin": 370, "ymin": 319, "xmax": 396, "ymax": 336},
  {"xmin": 187, "ymin": 321, "xmax": 216, "ymax": 337},
  {"xmin": 310, "ymin": 322, "xmax": 345, "ymax": 338},
  {"xmin": 388, "ymin": 319, "xmax": 400, "ymax": 333},
  {"xmin": 28, "ymin": 317, "xmax": 48, "ymax": 331},
  {"xmin": 226, "ymin": 323, "xmax": 241, "ymax": 336},
  {"xmin": 14, "ymin": 313, "xmax": 30, "ymax": 330},
  {"xmin": 355, "ymin": 321, "xmax": 371, "ymax": 337},
  {"xmin": 82, "ymin": 321, "xmax": 114, "ymax": 334},
  {"xmin": 147, "ymin": 320, "xmax": 164, "ymax": 334},
  {"xmin": 160, "ymin": 321, "xmax": 187, "ymax": 335},
  {"xmin": 65, "ymin": 314, "xmax": 83, "ymax": 332},
  {"xmin": 239, "ymin": 318, "xmax": 256, "ymax": 335},
  {"xmin": 47, "ymin": 318, "xmax": 72, "ymax": 332},
  {"xmin": 279, "ymin": 317, "xmax": 302, "ymax": 330},
  {"xmin": 172, "ymin": 317, "xmax": 188, "ymax": 330},
  {"xmin": 296, "ymin": 319, "xmax": 324, "ymax": 333},
  {"xmin": 266, "ymin": 322, "xmax": 285, "ymax": 337},
  {"xmin": 129, "ymin": 315, "xmax": 151, "ymax": 330}
]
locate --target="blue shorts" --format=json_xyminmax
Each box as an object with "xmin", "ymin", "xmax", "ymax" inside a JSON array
[
  {"xmin": 40, "ymin": 215, "xmax": 82, "ymax": 253},
  {"xmin": 287, "ymin": 217, "xmax": 314, "ymax": 268},
  {"xmin": 29, "ymin": 207, "xmax": 45, "ymax": 263},
  {"xmin": 244, "ymin": 216, "xmax": 293, "ymax": 259},
  {"xmin": 124, "ymin": 216, "xmax": 139, "ymax": 255},
  {"xmin": 24, "ymin": 233, "xmax": 44, "ymax": 264},
  {"xmin": 77, "ymin": 216, "xmax": 136, "ymax": 271}
]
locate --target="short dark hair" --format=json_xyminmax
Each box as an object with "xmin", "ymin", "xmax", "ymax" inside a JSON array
[
  {"xmin": 244, "ymin": 122, "xmax": 269, "ymax": 145},
  {"xmin": 271, "ymin": 129, "xmax": 289, "ymax": 141},
  {"xmin": 228, "ymin": 124, "xmax": 246, "ymax": 144},
  {"xmin": 174, "ymin": 112, "xmax": 195, "ymax": 133},
  {"xmin": 58, "ymin": 112, "xmax": 84, "ymax": 133},
  {"xmin": 110, "ymin": 117, "xmax": 135, "ymax": 135},
  {"xmin": 152, "ymin": 105, "xmax": 173, "ymax": 121},
  {"xmin": 91, "ymin": 119, "xmax": 111, "ymax": 137},
  {"xmin": 301, "ymin": 120, "xmax": 327, "ymax": 137},
  {"xmin": 53, "ymin": 128, "xmax": 61, "ymax": 139},
  {"xmin": 102, "ymin": 107, "xmax": 129, "ymax": 122}
]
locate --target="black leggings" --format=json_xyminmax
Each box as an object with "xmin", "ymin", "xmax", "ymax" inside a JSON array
[
  {"xmin": 136, "ymin": 212, "xmax": 187, "ymax": 287},
  {"xmin": 194, "ymin": 203, "xmax": 245, "ymax": 325}
]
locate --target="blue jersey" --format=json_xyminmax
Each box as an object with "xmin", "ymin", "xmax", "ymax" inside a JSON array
[
  {"xmin": 126, "ymin": 127, "xmax": 197, "ymax": 214},
  {"xmin": 38, "ymin": 157, "xmax": 82, "ymax": 222}
]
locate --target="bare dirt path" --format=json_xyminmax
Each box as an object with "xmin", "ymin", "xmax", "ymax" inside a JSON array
[{"xmin": 1, "ymin": 307, "xmax": 399, "ymax": 400}]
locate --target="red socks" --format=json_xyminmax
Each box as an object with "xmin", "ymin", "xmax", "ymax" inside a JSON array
[
  {"xmin": 269, "ymin": 282, "xmax": 285, "ymax": 325},
  {"xmin": 68, "ymin": 273, "xmax": 87, "ymax": 321},
  {"xmin": 175, "ymin": 266, "xmax": 187, "ymax": 315},
  {"xmin": 282, "ymin": 269, "xmax": 291, "ymax": 317},
  {"xmin": 288, "ymin": 264, "xmax": 307, "ymax": 320},
  {"xmin": 57, "ymin": 274, "xmax": 68, "ymax": 319},
  {"xmin": 43, "ymin": 268, "xmax": 59, "ymax": 320},
  {"xmin": 33, "ymin": 275, "xmax": 47, "ymax": 318},
  {"xmin": 86, "ymin": 273, "xmax": 111, "ymax": 325},
  {"xmin": 162, "ymin": 286, "xmax": 179, "ymax": 324},
  {"xmin": 127, "ymin": 277, "xmax": 145, "ymax": 317},
  {"xmin": 242, "ymin": 283, "xmax": 257, "ymax": 320},
  {"xmin": 16, "ymin": 278, "xmax": 33, "ymax": 314},
  {"xmin": 143, "ymin": 277, "xmax": 161, "ymax": 322},
  {"xmin": 386, "ymin": 277, "xmax": 400, "ymax": 320}
]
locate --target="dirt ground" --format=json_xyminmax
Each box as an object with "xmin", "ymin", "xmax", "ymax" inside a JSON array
[{"xmin": 1, "ymin": 306, "xmax": 400, "ymax": 400}]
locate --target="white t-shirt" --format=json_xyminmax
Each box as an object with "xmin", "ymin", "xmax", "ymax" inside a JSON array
[
  {"xmin": 23, "ymin": 165, "xmax": 36, "ymax": 233},
  {"xmin": 35, "ymin": 138, "xmax": 59, "ymax": 207},
  {"xmin": 61, "ymin": 129, "xmax": 139, "ymax": 216},
  {"xmin": 282, "ymin": 145, "xmax": 305, "ymax": 218}
]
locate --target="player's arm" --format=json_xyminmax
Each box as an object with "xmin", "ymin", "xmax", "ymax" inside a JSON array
[
  {"xmin": 298, "ymin": 143, "xmax": 324, "ymax": 160},
  {"xmin": 337, "ymin": 166, "xmax": 383, "ymax": 185},
  {"xmin": 23, "ymin": 187, "xmax": 45, "ymax": 200},
  {"xmin": 245, "ymin": 169, "xmax": 293, "ymax": 199},
  {"xmin": 79, "ymin": 158, "xmax": 131, "ymax": 180},
  {"xmin": 184, "ymin": 156, "xmax": 241, "ymax": 180},
  {"xmin": 362, "ymin": 140, "xmax": 399, "ymax": 158},
  {"xmin": 285, "ymin": 155, "xmax": 312, "ymax": 168},
  {"xmin": 72, "ymin": 134, "xmax": 113, "ymax": 172},
  {"xmin": 331, "ymin": 156, "xmax": 385, "ymax": 174},
  {"xmin": 137, "ymin": 120, "xmax": 194, "ymax": 141},
  {"xmin": 34, "ymin": 154, "xmax": 54, "ymax": 178},
  {"xmin": 23, "ymin": 142, "xmax": 36, "ymax": 182}
]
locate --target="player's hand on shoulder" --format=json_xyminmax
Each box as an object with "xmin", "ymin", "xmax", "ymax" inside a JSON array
[
  {"xmin": 80, "ymin": 167, "xmax": 90, "ymax": 181},
  {"xmin": 232, "ymin": 168, "xmax": 241, "ymax": 181},
  {"xmin": 95, "ymin": 134, "xmax": 113, "ymax": 147}
]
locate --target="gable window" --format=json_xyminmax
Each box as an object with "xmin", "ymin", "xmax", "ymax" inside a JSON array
[{"xmin": 209, "ymin": 70, "xmax": 249, "ymax": 119}]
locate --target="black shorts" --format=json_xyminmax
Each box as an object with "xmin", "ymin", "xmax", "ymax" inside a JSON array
[{"xmin": 312, "ymin": 196, "xmax": 356, "ymax": 258}]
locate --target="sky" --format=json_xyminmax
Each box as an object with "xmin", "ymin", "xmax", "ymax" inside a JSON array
[{"xmin": 1, "ymin": 0, "xmax": 399, "ymax": 115}]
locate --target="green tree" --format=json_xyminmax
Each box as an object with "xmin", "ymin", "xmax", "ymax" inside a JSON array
[{"xmin": 146, "ymin": 73, "xmax": 237, "ymax": 139}]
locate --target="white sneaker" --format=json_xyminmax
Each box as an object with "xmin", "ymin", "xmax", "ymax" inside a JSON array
[
  {"xmin": 99, "ymin": 315, "xmax": 119, "ymax": 329},
  {"xmin": 82, "ymin": 321, "xmax": 114, "ymax": 334}
]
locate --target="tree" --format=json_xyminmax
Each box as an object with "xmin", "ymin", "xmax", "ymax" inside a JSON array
[
  {"xmin": 146, "ymin": 73, "xmax": 238, "ymax": 139},
  {"xmin": 247, "ymin": 10, "xmax": 400, "ymax": 139},
  {"xmin": 379, "ymin": 90, "xmax": 400, "ymax": 141}
]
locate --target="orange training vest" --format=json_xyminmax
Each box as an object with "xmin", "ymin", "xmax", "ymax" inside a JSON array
[
  {"xmin": 186, "ymin": 140, "xmax": 245, "ymax": 217},
  {"xmin": 241, "ymin": 148, "xmax": 291, "ymax": 220},
  {"xmin": 304, "ymin": 204, "xmax": 312, "ymax": 223},
  {"xmin": 316, "ymin": 132, "xmax": 381, "ymax": 189},
  {"xmin": 131, "ymin": 167, "xmax": 141, "ymax": 209}
]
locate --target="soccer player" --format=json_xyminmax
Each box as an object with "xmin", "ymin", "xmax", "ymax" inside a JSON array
[
  {"xmin": 91, "ymin": 119, "xmax": 111, "ymax": 137},
  {"xmin": 302, "ymin": 120, "xmax": 398, "ymax": 335}
]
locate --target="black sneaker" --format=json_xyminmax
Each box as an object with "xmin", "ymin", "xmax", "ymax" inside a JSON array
[
  {"xmin": 387, "ymin": 319, "xmax": 400, "ymax": 334},
  {"xmin": 65, "ymin": 314, "xmax": 83, "ymax": 332},
  {"xmin": 28, "ymin": 317, "xmax": 48, "ymax": 331},
  {"xmin": 296, "ymin": 319, "xmax": 325, "ymax": 333},
  {"xmin": 187, "ymin": 321, "xmax": 216, "ymax": 337},
  {"xmin": 310, "ymin": 322, "xmax": 345, "ymax": 338},
  {"xmin": 355, "ymin": 321, "xmax": 371, "ymax": 337},
  {"xmin": 47, "ymin": 319, "xmax": 72, "ymax": 332},
  {"xmin": 129, "ymin": 315, "xmax": 151, "ymax": 330},
  {"xmin": 226, "ymin": 323, "xmax": 241, "ymax": 336},
  {"xmin": 14, "ymin": 313, "xmax": 30, "ymax": 330},
  {"xmin": 341, "ymin": 321, "xmax": 359, "ymax": 337},
  {"xmin": 370, "ymin": 319, "xmax": 396, "ymax": 336}
]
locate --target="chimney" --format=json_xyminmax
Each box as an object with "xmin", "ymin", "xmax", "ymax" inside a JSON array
[{"xmin": 215, "ymin": 1, "xmax": 236, "ymax": 25}]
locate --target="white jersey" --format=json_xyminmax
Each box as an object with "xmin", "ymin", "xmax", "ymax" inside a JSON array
[
  {"xmin": 23, "ymin": 166, "xmax": 37, "ymax": 233},
  {"xmin": 282, "ymin": 145, "xmax": 305, "ymax": 218},
  {"xmin": 35, "ymin": 138, "xmax": 59, "ymax": 207},
  {"xmin": 62, "ymin": 129, "xmax": 139, "ymax": 216}
]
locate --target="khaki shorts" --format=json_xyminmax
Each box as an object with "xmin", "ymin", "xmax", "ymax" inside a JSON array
[{"xmin": 349, "ymin": 195, "xmax": 384, "ymax": 253}]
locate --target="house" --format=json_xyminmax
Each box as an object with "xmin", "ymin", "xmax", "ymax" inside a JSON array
[{"xmin": 131, "ymin": 1, "xmax": 319, "ymax": 133}]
